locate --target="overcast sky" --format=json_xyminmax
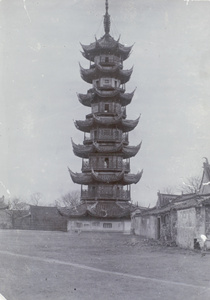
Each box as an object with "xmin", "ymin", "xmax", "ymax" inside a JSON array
[{"xmin": 1, "ymin": 0, "xmax": 210, "ymax": 206}]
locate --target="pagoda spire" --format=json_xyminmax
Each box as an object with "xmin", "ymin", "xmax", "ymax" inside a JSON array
[{"xmin": 104, "ymin": 0, "xmax": 110, "ymax": 34}]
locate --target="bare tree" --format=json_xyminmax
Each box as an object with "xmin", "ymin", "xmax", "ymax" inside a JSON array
[
  {"xmin": 160, "ymin": 175, "xmax": 201, "ymax": 195},
  {"xmin": 8, "ymin": 197, "xmax": 29, "ymax": 210},
  {"xmin": 160, "ymin": 186, "xmax": 176, "ymax": 195},
  {"xmin": 30, "ymin": 192, "xmax": 42, "ymax": 206},
  {"xmin": 55, "ymin": 190, "xmax": 80, "ymax": 207},
  {"xmin": 179, "ymin": 176, "xmax": 201, "ymax": 194},
  {"xmin": 6, "ymin": 197, "xmax": 30, "ymax": 228}
]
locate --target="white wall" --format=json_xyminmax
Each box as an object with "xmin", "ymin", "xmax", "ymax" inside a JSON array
[
  {"xmin": 177, "ymin": 208, "xmax": 196, "ymax": 249},
  {"xmin": 67, "ymin": 219, "xmax": 131, "ymax": 233},
  {"xmin": 132, "ymin": 215, "xmax": 157, "ymax": 239}
]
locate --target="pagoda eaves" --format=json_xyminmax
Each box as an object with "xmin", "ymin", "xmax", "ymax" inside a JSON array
[
  {"xmin": 80, "ymin": 63, "xmax": 133, "ymax": 84},
  {"xmin": 69, "ymin": 168, "xmax": 143, "ymax": 186},
  {"xmin": 77, "ymin": 89, "xmax": 135, "ymax": 107},
  {"xmin": 74, "ymin": 115, "xmax": 140, "ymax": 133},
  {"xmin": 81, "ymin": 35, "xmax": 133, "ymax": 62},
  {"xmin": 71, "ymin": 139, "xmax": 142, "ymax": 159}
]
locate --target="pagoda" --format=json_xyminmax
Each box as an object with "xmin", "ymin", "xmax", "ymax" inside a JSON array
[{"xmin": 59, "ymin": 1, "xmax": 143, "ymax": 231}]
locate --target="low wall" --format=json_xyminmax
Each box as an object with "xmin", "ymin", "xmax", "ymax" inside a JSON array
[
  {"xmin": 132, "ymin": 215, "xmax": 157, "ymax": 239},
  {"xmin": 68, "ymin": 218, "xmax": 131, "ymax": 233}
]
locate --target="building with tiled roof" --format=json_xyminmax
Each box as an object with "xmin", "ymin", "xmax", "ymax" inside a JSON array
[{"xmin": 132, "ymin": 158, "xmax": 210, "ymax": 249}]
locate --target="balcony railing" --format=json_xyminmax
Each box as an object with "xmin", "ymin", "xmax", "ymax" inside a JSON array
[
  {"xmin": 94, "ymin": 87, "xmax": 125, "ymax": 96},
  {"xmin": 82, "ymin": 160, "xmax": 130, "ymax": 172},
  {"xmin": 83, "ymin": 132, "xmax": 129, "ymax": 145},
  {"xmin": 81, "ymin": 189, "xmax": 130, "ymax": 201}
]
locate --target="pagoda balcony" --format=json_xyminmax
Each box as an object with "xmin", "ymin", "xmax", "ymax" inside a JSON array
[
  {"xmin": 97, "ymin": 85, "xmax": 126, "ymax": 92},
  {"xmin": 99, "ymin": 61, "xmax": 116, "ymax": 67},
  {"xmin": 94, "ymin": 55, "xmax": 122, "ymax": 66},
  {"xmin": 91, "ymin": 109, "xmax": 126, "ymax": 118},
  {"xmin": 94, "ymin": 87, "xmax": 125, "ymax": 96},
  {"xmin": 90, "ymin": 62, "xmax": 122, "ymax": 70},
  {"xmin": 83, "ymin": 132, "xmax": 129, "ymax": 145},
  {"xmin": 81, "ymin": 160, "xmax": 130, "ymax": 172},
  {"xmin": 81, "ymin": 189, "xmax": 130, "ymax": 201}
]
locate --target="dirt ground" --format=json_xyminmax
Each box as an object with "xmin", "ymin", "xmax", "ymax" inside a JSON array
[{"xmin": 0, "ymin": 230, "xmax": 210, "ymax": 300}]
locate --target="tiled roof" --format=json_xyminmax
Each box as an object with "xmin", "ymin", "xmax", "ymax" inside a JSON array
[
  {"xmin": 138, "ymin": 193, "xmax": 210, "ymax": 216},
  {"xmin": 58, "ymin": 201, "xmax": 134, "ymax": 219},
  {"xmin": 81, "ymin": 34, "xmax": 132, "ymax": 61}
]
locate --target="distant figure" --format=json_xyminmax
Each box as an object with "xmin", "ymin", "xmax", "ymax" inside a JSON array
[{"xmin": 200, "ymin": 234, "xmax": 208, "ymax": 255}]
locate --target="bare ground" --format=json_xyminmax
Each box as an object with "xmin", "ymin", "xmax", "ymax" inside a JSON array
[{"xmin": 0, "ymin": 230, "xmax": 210, "ymax": 300}]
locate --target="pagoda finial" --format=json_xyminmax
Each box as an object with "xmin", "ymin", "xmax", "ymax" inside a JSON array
[
  {"xmin": 105, "ymin": 0, "xmax": 108, "ymax": 13},
  {"xmin": 104, "ymin": 0, "xmax": 110, "ymax": 34}
]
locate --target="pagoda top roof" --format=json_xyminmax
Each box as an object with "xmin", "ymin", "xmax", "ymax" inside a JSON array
[
  {"xmin": 81, "ymin": 1, "xmax": 133, "ymax": 61},
  {"xmin": 81, "ymin": 35, "xmax": 133, "ymax": 62}
]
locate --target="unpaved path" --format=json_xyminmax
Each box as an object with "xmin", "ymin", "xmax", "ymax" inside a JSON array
[{"xmin": 0, "ymin": 230, "xmax": 209, "ymax": 300}]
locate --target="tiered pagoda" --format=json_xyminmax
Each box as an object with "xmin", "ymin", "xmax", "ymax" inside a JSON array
[{"xmin": 59, "ymin": 1, "xmax": 143, "ymax": 227}]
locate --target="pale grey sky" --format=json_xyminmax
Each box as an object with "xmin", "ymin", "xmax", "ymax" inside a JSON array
[{"xmin": 1, "ymin": 0, "xmax": 210, "ymax": 206}]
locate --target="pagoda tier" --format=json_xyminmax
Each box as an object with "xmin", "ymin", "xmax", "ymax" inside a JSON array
[
  {"xmin": 69, "ymin": 168, "xmax": 143, "ymax": 185},
  {"xmin": 74, "ymin": 114, "xmax": 140, "ymax": 133},
  {"xmin": 80, "ymin": 64, "xmax": 133, "ymax": 84},
  {"xmin": 71, "ymin": 139, "xmax": 142, "ymax": 159},
  {"xmin": 81, "ymin": 35, "xmax": 133, "ymax": 62},
  {"xmin": 77, "ymin": 89, "xmax": 135, "ymax": 107},
  {"xmin": 80, "ymin": 184, "xmax": 131, "ymax": 202}
]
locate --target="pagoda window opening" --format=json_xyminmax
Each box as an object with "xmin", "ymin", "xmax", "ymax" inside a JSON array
[
  {"xmin": 76, "ymin": 222, "xmax": 83, "ymax": 228},
  {"xmin": 99, "ymin": 55, "xmax": 114, "ymax": 65},
  {"xmin": 84, "ymin": 132, "xmax": 91, "ymax": 141},
  {"xmin": 104, "ymin": 103, "xmax": 109, "ymax": 112},
  {"xmin": 120, "ymin": 83, "xmax": 125, "ymax": 91},
  {"xmin": 104, "ymin": 157, "xmax": 109, "ymax": 168},
  {"xmin": 103, "ymin": 223, "xmax": 112, "ymax": 228},
  {"xmin": 103, "ymin": 78, "xmax": 111, "ymax": 87},
  {"xmin": 82, "ymin": 159, "xmax": 89, "ymax": 170},
  {"xmin": 93, "ymin": 129, "xmax": 97, "ymax": 140},
  {"xmin": 123, "ymin": 158, "xmax": 130, "ymax": 171},
  {"xmin": 121, "ymin": 107, "xmax": 126, "ymax": 118},
  {"xmin": 122, "ymin": 132, "xmax": 128, "ymax": 143}
]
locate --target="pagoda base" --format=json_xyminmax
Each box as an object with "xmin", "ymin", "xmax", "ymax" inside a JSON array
[
  {"xmin": 67, "ymin": 217, "xmax": 131, "ymax": 234},
  {"xmin": 57, "ymin": 201, "xmax": 135, "ymax": 233}
]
